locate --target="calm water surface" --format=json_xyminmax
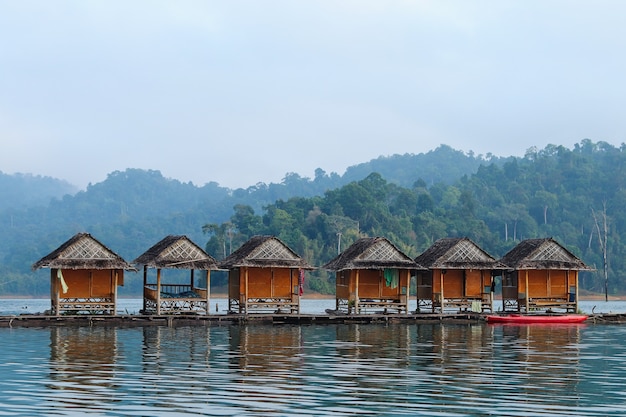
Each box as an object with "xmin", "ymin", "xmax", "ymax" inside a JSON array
[{"xmin": 0, "ymin": 322, "xmax": 625, "ymax": 416}]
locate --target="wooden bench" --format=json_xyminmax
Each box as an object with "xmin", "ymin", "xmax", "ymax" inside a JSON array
[
  {"xmin": 529, "ymin": 298, "xmax": 576, "ymax": 312},
  {"xmin": 439, "ymin": 298, "xmax": 484, "ymax": 313},
  {"xmin": 57, "ymin": 300, "xmax": 116, "ymax": 314},
  {"xmin": 242, "ymin": 299, "xmax": 300, "ymax": 314},
  {"xmin": 357, "ymin": 299, "xmax": 408, "ymax": 314}
]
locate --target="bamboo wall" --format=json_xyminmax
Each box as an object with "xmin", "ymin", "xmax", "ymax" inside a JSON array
[
  {"xmin": 56, "ymin": 269, "xmax": 121, "ymax": 298},
  {"xmin": 336, "ymin": 269, "xmax": 409, "ymax": 300},
  {"xmin": 517, "ymin": 270, "xmax": 575, "ymax": 299}
]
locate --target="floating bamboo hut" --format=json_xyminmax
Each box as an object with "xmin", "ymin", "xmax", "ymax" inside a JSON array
[
  {"xmin": 218, "ymin": 235, "xmax": 313, "ymax": 314},
  {"xmin": 134, "ymin": 235, "xmax": 219, "ymax": 315},
  {"xmin": 499, "ymin": 237, "xmax": 592, "ymax": 313},
  {"xmin": 323, "ymin": 237, "xmax": 423, "ymax": 314},
  {"xmin": 414, "ymin": 237, "xmax": 505, "ymax": 313},
  {"xmin": 32, "ymin": 232, "xmax": 135, "ymax": 315}
]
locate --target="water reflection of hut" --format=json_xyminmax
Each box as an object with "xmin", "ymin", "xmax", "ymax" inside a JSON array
[
  {"xmin": 218, "ymin": 236, "xmax": 314, "ymax": 314},
  {"xmin": 414, "ymin": 238, "xmax": 505, "ymax": 313},
  {"xmin": 142, "ymin": 326, "xmax": 212, "ymax": 372},
  {"xmin": 32, "ymin": 233, "xmax": 135, "ymax": 315},
  {"xmin": 499, "ymin": 238, "xmax": 592, "ymax": 313},
  {"xmin": 134, "ymin": 235, "xmax": 220, "ymax": 315},
  {"xmin": 49, "ymin": 327, "xmax": 118, "ymax": 389},
  {"xmin": 229, "ymin": 325, "xmax": 303, "ymax": 374},
  {"xmin": 335, "ymin": 324, "xmax": 412, "ymax": 362},
  {"xmin": 430, "ymin": 324, "xmax": 493, "ymax": 367},
  {"xmin": 323, "ymin": 237, "xmax": 423, "ymax": 314}
]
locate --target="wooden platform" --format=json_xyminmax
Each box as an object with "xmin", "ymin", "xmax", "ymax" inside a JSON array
[
  {"xmin": 0, "ymin": 312, "xmax": 487, "ymax": 328},
  {"xmin": 0, "ymin": 312, "xmax": 620, "ymax": 328}
]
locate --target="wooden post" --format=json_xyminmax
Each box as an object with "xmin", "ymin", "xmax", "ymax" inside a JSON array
[
  {"xmin": 574, "ymin": 270, "xmax": 579, "ymax": 312},
  {"xmin": 113, "ymin": 270, "xmax": 118, "ymax": 315},
  {"xmin": 501, "ymin": 273, "xmax": 505, "ymax": 312},
  {"xmin": 156, "ymin": 268, "xmax": 162, "ymax": 315},
  {"xmin": 206, "ymin": 270, "xmax": 211, "ymax": 315},
  {"xmin": 502, "ymin": 272, "xmax": 509, "ymax": 312},
  {"xmin": 270, "ymin": 268, "xmax": 275, "ymax": 298},
  {"xmin": 355, "ymin": 270, "xmax": 360, "ymax": 314},
  {"xmin": 143, "ymin": 265, "xmax": 147, "ymax": 312},
  {"xmin": 289, "ymin": 269, "xmax": 294, "ymax": 313},
  {"xmin": 336, "ymin": 272, "xmax": 340, "ymax": 311},
  {"xmin": 297, "ymin": 269, "xmax": 301, "ymax": 314},
  {"xmin": 293, "ymin": 269, "xmax": 297, "ymax": 311},
  {"xmin": 486, "ymin": 271, "xmax": 493, "ymax": 312},
  {"xmin": 402, "ymin": 269, "xmax": 408, "ymax": 313},
  {"xmin": 428, "ymin": 272, "xmax": 434, "ymax": 314},
  {"xmin": 440, "ymin": 270, "xmax": 445, "ymax": 313},
  {"xmin": 51, "ymin": 269, "xmax": 59, "ymax": 316},
  {"xmin": 243, "ymin": 267, "xmax": 249, "ymax": 314}
]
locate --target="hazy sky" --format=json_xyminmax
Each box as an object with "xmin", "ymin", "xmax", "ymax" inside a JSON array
[{"xmin": 1, "ymin": 1, "xmax": 625, "ymax": 189}]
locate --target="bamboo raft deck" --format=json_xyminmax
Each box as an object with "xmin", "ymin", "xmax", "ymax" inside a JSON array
[{"xmin": 0, "ymin": 312, "xmax": 623, "ymax": 328}]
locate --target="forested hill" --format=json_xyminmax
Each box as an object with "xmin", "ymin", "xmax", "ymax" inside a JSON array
[
  {"xmin": 204, "ymin": 140, "xmax": 624, "ymax": 295},
  {"xmin": 0, "ymin": 140, "xmax": 621, "ymax": 296},
  {"xmin": 341, "ymin": 144, "xmax": 503, "ymax": 187}
]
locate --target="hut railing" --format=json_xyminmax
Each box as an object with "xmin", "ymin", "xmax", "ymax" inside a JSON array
[
  {"xmin": 357, "ymin": 297, "xmax": 408, "ymax": 314},
  {"xmin": 239, "ymin": 298, "xmax": 300, "ymax": 314},
  {"xmin": 56, "ymin": 297, "xmax": 116, "ymax": 315},
  {"xmin": 143, "ymin": 284, "xmax": 209, "ymax": 315},
  {"xmin": 526, "ymin": 297, "xmax": 576, "ymax": 312},
  {"xmin": 144, "ymin": 284, "xmax": 206, "ymax": 299},
  {"xmin": 433, "ymin": 293, "xmax": 491, "ymax": 313}
]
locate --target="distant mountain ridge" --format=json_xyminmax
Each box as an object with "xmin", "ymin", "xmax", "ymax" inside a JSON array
[
  {"xmin": 0, "ymin": 145, "xmax": 498, "ymax": 212},
  {"xmin": 0, "ymin": 172, "xmax": 77, "ymax": 212}
]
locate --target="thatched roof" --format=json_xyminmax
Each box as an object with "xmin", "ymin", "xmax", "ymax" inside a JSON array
[
  {"xmin": 218, "ymin": 235, "xmax": 314, "ymax": 269},
  {"xmin": 134, "ymin": 235, "xmax": 219, "ymax": 270},
  {"xmin": 323, "ymin": 237, "xmax": 424, "ymax": 271},
  {"xmin": 415, "ymin": 237, "xmax": 506, "ymax": 270},
  {"xmin": 32, "ymin": 232, "xmax": 135, "ymax": 271},
  {"xmin": 500, "ymin": 237, "xmax": 592, "ymax": 270}
]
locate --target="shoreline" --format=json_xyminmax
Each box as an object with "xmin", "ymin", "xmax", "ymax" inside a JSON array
[{"xmin": 0, "ymin": 294, "xmax": 622, "ymax": 301}]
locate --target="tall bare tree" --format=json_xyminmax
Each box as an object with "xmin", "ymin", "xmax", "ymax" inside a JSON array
[{"xmin": 592, "ymin": 202, "xmax": 608, "ymax": 301}]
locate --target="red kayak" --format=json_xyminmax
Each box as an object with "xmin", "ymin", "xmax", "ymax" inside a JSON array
[{"xmin": 486, "ymin": 314, "xmax": 588, "ymax": 324}]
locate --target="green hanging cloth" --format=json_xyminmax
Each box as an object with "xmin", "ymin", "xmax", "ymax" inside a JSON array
[{"xmin": 384, "ymin": 269, "xmax": 399, "ymax": 289}]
